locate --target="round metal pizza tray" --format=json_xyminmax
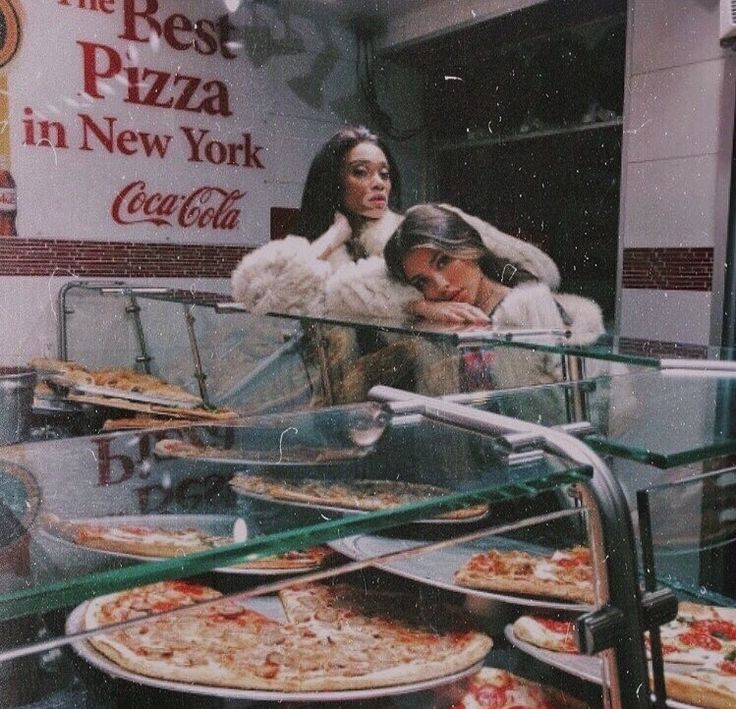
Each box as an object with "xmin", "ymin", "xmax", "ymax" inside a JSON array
[
  {"xmin": 65, "ymin": 596, "xmax": 483, "ymax": 702},
  {"xmin": 38, "ymin": 514, "xmax": 324, "ymax": 577},
  {"xmin": 233, "ymin": 489, "xmax": 489, "ymax": 526},
  {"xmin": 329, "ymin": 534, "xmax": 591, "ymax": 613},
  {"xmin": 504, "ymin": 624, "xmax": 602, "ymax": 684},
  {"xmin": 504, "ymin": 625, "xmax": 697, "ymax": 708}
]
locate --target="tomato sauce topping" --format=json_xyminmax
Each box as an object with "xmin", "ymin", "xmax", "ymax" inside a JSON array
[
  {"xmin": 691, "ymin": 619, "xmax": 736, "ymax": 641},
  {"xmin": 678, "ymin": 631, "xmax": 722, "ymax": 651},
  {"xmin": 536, "ymin": 617, "xmax": 574, "ymax": 634}
]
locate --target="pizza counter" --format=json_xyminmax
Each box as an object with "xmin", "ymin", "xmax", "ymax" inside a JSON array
[
  {"xmin": 4, "ymin": 290, "xmax": 736, "ymax": 706},
  {"xmin": 0, "ymin": 393, "xmax": 667, "ymax": 709}
]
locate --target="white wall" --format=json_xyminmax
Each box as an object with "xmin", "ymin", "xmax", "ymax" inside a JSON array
[{"xmin": 617, "ymin": 0, "xmax": 736, "ymax": 345}]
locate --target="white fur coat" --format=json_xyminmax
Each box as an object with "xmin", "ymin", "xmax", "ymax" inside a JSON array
[
  {"xmin": 230, "ymin": 205, "xmax": 563, "ymax": 320},
  {"xmin": 230, "ymin": 210, "xmax": 412, "ymax": 315}
]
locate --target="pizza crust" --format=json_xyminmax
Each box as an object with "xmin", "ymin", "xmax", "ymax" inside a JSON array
[
  {"xmin": 454, "ymin": 547, "xmax": 594, "ymax": 604},
  {"xmin": 664, "ymin": 670, "xmax": 736, "ymax": 709},
  {"xmin": 512, "ymin": 616, "xmax": 578, "ymax": 653}
]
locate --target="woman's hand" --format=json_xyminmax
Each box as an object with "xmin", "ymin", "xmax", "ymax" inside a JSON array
[
  {"xmin": 409, "ymin": 299, "xmax": 491, "ymax": 324},
  {"xmin": 311, "ymin": 211, "xmax": 353, "ymax": 259}
]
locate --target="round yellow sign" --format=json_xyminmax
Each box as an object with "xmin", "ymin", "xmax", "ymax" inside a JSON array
[{"xmin": 0, "ymin": 0, "xmax": 20, "ymax": 69}]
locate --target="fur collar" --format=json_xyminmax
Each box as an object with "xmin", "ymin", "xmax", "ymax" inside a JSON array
[{"xmin": 356, "ymin": 209, "xmax": 404, "ymax": 257}]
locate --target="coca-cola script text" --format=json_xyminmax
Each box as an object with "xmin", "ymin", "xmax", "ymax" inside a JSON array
[{"xmin": 111, "ymin": 180, "xmax": 245, "ymax": 229}]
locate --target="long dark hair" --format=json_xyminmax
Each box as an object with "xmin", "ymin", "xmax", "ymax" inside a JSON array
[
  {"xmin": 295, "ymin": 126, "xmax": 402, "ymax": 241},
  {"xmin": 384, "ymin": 204, "xmax": 536, "ymax": 286}
]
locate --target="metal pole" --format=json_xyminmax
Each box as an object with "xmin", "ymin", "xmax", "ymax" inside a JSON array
[{"xmin": 369, "ymin": 385, "xmax": 651, "ymax": 709}]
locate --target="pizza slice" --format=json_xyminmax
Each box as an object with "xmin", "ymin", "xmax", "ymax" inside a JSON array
[
  {"xmin": 450, "ymin": 667, "xmax": 587, "ymax": 708},
  {"xmin": 665, "ymin": 659, "xmax": 736, "ymax": 709},
  {"xmin": 512, "ymin": 614, "xmax": 579, "ymax": 653},
  {"xmin": 29, "ymin": 356, "xmax": 94, "ymax": 386},
  {"xmin": 654, "ymin": 602, "xmax": 736, "ymax": 666},
  {"xmin": 512, "ymin": 604, "xmax": 736, "ymax": 709},
  {"xmin": 278, "ymin": 583, "xmax": 494, "ymax": 683},
  {"xmin": 454, "ymin": 546, "xmax": 593, "ymax": 603},
  {"xmin": 90, "ymin": 368, "xmax": 202, "ymax": 405},
  {"xmin": 47, "ymin": 514, "xmax": 335, "ymax": 573}
]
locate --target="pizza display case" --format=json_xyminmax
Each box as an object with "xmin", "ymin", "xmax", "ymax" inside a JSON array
[
  {"xmin": 0, "ymin": 382, "xmax": 663, "ymax": 709},
  {"xmin": 7, "ymin": 286, "xmax": 736, "ymax": 707}
]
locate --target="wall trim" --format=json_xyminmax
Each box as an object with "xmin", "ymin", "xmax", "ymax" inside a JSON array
[
  {"xmin": 622, "ymin": 247, "xmax": 713, "ymax": 290},
  {"xmin": 0, "ymin": 239, "xmax": 251, "ymax": 278}
]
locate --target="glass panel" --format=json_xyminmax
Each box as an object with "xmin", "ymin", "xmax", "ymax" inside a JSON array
[
  {"xmin": 638, "ymin": 468, "xmax": 736, "ymax": 605},
  {"xmin": 0, "ymin": 518, "xmax": 603, "ymax": 709},
  {"xmin": 61, "ymin": 285, "xmax": 145, "ymax": 370},
  {"xmin": 0, "ymin": 404, "xmax": 590, "ymax": 633},
  {"xmin": 458, "ymin": 369, "xmax": 736, "ymax": 468}
]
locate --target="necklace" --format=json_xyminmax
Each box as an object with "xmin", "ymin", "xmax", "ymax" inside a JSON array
[{"xmin": 476, "ymin": 280, "xmax": 510, "ymax": 315}]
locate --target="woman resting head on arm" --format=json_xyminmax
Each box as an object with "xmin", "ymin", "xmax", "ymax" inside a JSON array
[
  {"xmin": 231, "ymin": 125, "xmax": 405, "ymax": 314},
  {"xmin": 384, "ymin": 203, "xmax": 604, "ymax": 337}
]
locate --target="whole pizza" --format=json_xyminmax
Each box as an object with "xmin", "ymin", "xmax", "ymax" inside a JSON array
[
  {"xmin": 80, "ymin": 580, "xmax": 493, "ymax": 692},
  {"xmin": 512, "ymin": 601, "xmax": 736, "ymax": 708},
  {"xmin": 229, "ymin": 473, "xmax": 489, "ymax": 521}
]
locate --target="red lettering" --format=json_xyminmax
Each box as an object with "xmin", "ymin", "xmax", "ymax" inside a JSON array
[
  {"xmin": 79, "ymin": 42, "xmax": 231, "ymax": 116},
  {"xmin": 111, "ymin": 181, "xmax": 244, "ymax": 230},
  {"xmin": 164, "ymin": 13, "xmax": 193, "ymax": 50},
  {"xmin": 77, "ymin": 40, "xmax": 121, "ymax": 99},
  {"xmin": 94, "ymin": 438, "xmax": 135, "ymax": 486},
  {"xmin": 194, "ymin": 19, "xmax": 218, "ymax": 56},
  {"xmin": 120, "ymin": 0, "xmax": 161, "ymax": 43},
  {"xmin": 126, "ymin": 67, "xmax": 174, "ymax": 109},
  {"xmin": 78, "ymin": 114, "xmax": 172, "ymax": 157},
  {"xmin": 138, "ymin": 131, "xmax": 172, "ymax": 158},
  {"xmin": 119, "ymin": 0, "xmax": 235, "ymax": 59},
  {"xmin": 180, "ymin": 128, "xmax": 266, "ymax": 168}
]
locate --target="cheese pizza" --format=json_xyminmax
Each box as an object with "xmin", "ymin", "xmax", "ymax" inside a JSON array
[
  {"xmin": 81, "ymin": 580, "xmax": 493, "ymax": 692},
  {"xmin": 512, "ymin": 602, "xmax": 736, "ymax": 708}
]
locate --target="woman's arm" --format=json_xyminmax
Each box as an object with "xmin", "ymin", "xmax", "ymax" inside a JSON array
[
  {"xmin": 308, "ymin": 211, "xmax": 352, "ymax": 260},
  {"xmin": 408, "ymin": 300, "xmax": 491, "ymax": 324}
]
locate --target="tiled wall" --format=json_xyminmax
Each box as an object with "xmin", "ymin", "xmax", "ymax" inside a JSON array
[
  {"xmin": 618, "ymin": 0, "xmax": 736, "ymax": 344},
  {"xmin": 0, "ymin": 240, "xmax": 248, "ymax": 278},
  {"xmin": 622, "ymin": 247, "xmax": 713, "ymax": 291}
]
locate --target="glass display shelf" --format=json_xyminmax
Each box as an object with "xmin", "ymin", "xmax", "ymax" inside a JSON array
[
  {"xmin": 62, "ymin": 281, "xmax": 736, "ymax": 387},
  {"xmin": 446, "ymin": 369, "xmax": 736, "ymax": 469},
  {"xmin": 52, "ymin": 282, "xmax": 736, "ymax": 434},
  {"xmin": 0, "ymin": 402, "xmax": 591, "ymax": 627}
]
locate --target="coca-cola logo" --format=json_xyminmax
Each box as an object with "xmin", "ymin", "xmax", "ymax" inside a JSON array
[{"xmin": 111, "ymin": 180, "xmax": 245, "ymax": 230}]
